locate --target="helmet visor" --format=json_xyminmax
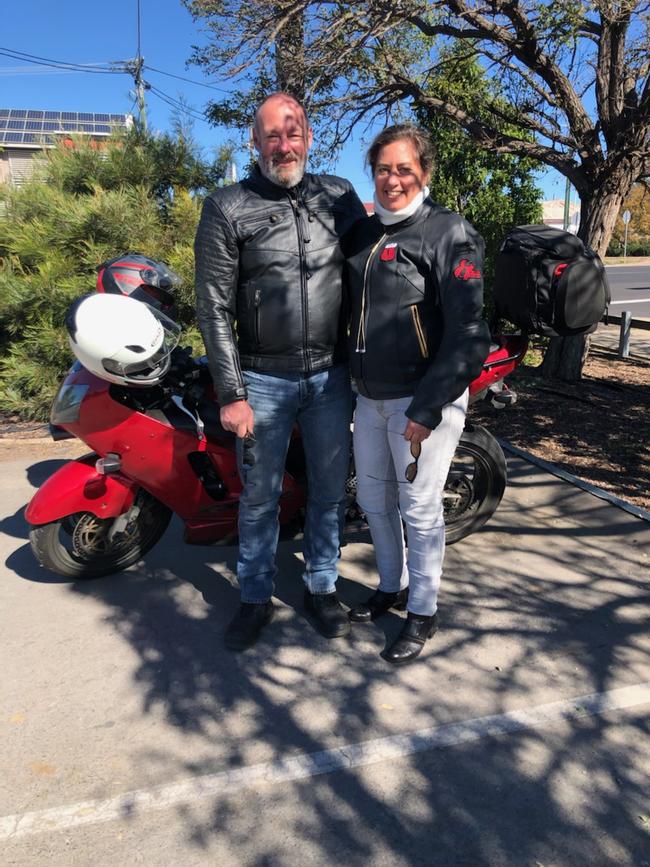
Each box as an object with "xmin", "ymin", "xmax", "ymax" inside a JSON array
[
  {"xmin": 139, "ymin": 262, "xmax": 182, "ymax": 291},
  {"xmin": 102, "ymin": 306, "xmax": 181, "ymax": 381}
]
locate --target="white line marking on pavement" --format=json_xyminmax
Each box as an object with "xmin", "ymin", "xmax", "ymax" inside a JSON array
[
  {"xmin": 2, "ymin": 681, "xmax": 649, "ymax": 840},
  {"xmin": 608, "ymin": 298, "xmax": 650, "ymax": 304}
]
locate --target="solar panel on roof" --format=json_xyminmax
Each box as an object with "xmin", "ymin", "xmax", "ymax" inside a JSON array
[
  {"xmin": 26, "ymin": 121, "xmax": 41, "ymax": 130},
  {"xmin": 23, "ymin": 133, "xmax": 37, "ymax": 142},
  {"xmin": 43, "ymin": 122, "xmax": 57, "ymax": 131},
  {"xmin": 44, "ymin": 111, "xmax": 58, "ymax": 119},
  {"xmin": 8, "ymin": 120, "xmax": 24, "ymax": 129},
  {"xmin": 78, "ymin": 112, "xmax": 93, "ymax": 121},
  {"xmin": 4, "ymin": 132, "xmax": 22, "ymax": 142},
  {"xmin": 95, "ymin": 124, "xmax": 111, "ymax": 133},
  {"xmin": 62, "ymin": 112, "xmax": 76, "ymax": 120},
  {"xmin": 27, "ymin": 110, "xmax": 43, "ymax": 119},
  {"xmin": 62, "ymin": 122, "xmax": 77, "ymax": 131},
  {"xmin": 95, "ymin": 113, "xmax": 110, "ymax": 122},
  {"xmin": 11, "ymin": 109, "xmax": 27, "ymax": 118}
]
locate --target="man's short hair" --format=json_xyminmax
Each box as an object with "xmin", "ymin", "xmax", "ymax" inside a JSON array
[{"xmin": 253, "ymin": 92, "xmax": 310, "ymax": 135}]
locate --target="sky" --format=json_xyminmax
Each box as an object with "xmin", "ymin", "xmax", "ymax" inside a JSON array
[{"xmin": 1, "ymin": 0, "xmax": 567, "ymax": 204}]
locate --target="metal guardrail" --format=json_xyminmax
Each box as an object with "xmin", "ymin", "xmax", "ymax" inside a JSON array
[{"xmin": 601, "ymin": 311, "xmax": 650, "ymax": 358}]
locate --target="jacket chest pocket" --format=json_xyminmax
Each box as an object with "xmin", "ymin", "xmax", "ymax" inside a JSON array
[
  {"xmin": 409, "ymin": 305, "xmax": 429, "ymax": 358},
  {"xmin": 396, "ymin": 267, "xmax": 430, "ymax": 362},
  {"xmin": 237, "ymin": 211, "xmax": 291, "ymax": 251},
  {"xmin": 238, "ymin": 282, "xmax": 263, "ymax": 347}
]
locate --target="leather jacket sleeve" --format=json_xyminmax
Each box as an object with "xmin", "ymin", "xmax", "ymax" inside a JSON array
[
  {"xmin": 194, "ymin": 196, "xmax": 247, "ymax": 406},
  {"xmin": 406, "ymin": 217, "xmax": 491, "ymax": 429}
]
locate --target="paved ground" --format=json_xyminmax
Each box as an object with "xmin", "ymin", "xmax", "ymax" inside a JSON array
[
  {"xmin": 1, "ymin": 452, "xmax": 650, "ymax": 866},
  {"xmin": 592, "ymin": 321, "xmax": 650, "ymax": 359}
]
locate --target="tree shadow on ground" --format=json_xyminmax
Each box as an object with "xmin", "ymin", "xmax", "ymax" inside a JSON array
[{"xmin": 5, "ymin": 454, "xmax": 650, "ymax": 864}]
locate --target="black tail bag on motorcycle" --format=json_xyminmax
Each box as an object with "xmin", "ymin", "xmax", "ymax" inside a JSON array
[{"xmin": 493, "ymin": 224, "xmax": 611, "ymax": 337}]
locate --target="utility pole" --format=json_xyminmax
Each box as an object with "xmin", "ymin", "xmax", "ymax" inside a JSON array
[
  {"xmin": 124, "ymin": 0, "xmax": 148, "ymax": 133},
  {"xmin": 133, "ymin": 55, "xmax": 147, "ymax": 133}
]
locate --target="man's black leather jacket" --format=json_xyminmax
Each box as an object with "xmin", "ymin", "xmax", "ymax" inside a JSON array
[
  {"xmin": 195, "ymin": 168, "xmax": 366, "ymax": 405},
  {"xmin": 346, "ymin": 198, "xmax": 491, "ymax": 430}
]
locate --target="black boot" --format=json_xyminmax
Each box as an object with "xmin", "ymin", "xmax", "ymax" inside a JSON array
[
  {"xmin": 225, "ymin": 601, "xmax": 274, "ymax": 651},
  {"xmin": 304, "ymin": 590, "xmax": 350, "ymax": 638},
  {"xmin": 348, "ymin": 588, "xmax": 408, "ymax": 623},
  {"xmin": 381, "ymin": 612, "xmax": 438, "ymax": 665}
]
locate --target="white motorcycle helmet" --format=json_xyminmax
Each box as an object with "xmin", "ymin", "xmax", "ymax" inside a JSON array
[{"xmin": 66, "ymin": 293, "xmax": 181, "ymax": 386}]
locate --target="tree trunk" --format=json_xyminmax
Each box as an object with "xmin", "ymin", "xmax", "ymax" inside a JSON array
[
  {"xmin": 540, "ymin": 334, "xmax": 591, "ymax": 382},
  {"xmin": 577, "ymin": 161, "xmax": 637, "ymax": 257},
  {"xmin": 274, "ymin": 9, "xmax": 305, "ymax": 100}
]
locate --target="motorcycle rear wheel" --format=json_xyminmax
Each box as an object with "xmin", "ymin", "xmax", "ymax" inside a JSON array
[
  {"xmin": 29, "ymin": 489, "xmax": 172, "ymax": 579},
  {"xmin": 443, "ymin": 424, "xmax": 507, "ymax": 545}
]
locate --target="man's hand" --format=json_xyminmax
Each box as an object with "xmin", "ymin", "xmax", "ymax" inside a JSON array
[
  {"xmin": 220, "ymin": 400, "xmax": 255, "ymax": 439},
  {"xmin": 403, "ymin": 419, "xmax": 432, "ymax": 445}
]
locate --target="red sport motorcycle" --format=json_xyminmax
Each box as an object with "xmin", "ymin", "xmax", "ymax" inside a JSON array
[{"xmin": 25, "ymin": 255, "xmax": 527, "ymax": 579}]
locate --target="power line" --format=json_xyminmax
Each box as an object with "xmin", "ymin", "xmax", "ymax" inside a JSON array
[
  {"xmin": 0, "ymin": 46, "xmax": 122, "ymax": 74},
  {"xmin": 147, "ymin": 85, "xmax": 207, "ymax": 123},
  {"xmin": 145, "ymin": 65, "xmax": 231, "ymax": 94}
]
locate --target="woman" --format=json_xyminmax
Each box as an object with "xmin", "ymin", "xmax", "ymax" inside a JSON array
[{"xmin": 346, "ymin": 124, "xmax": 490, "ymax": 664}]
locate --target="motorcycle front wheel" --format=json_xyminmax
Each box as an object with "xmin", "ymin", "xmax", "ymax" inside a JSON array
[
  {"xmin": 443, "ymin": 424, "xmax": 507, "ymax": 545},
  {"xmin": 28, "ymin": 489, "xmax": 172, "ymax": 579}
]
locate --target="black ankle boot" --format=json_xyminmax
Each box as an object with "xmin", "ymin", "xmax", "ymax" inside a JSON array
[
  {"xmin": 225, "ymin": 601, "xmax": 274, "ymax": 651},
  {"xmin": 381, "ymin": 612, "xmax": 438, "ymax": 665},
  {"xmin": 348, "ymin": 588, "xmax": 408, "ymax": 623},
  {"xmin": 304, "ymin": 590, "xmax": 350, "ymax": 638}
]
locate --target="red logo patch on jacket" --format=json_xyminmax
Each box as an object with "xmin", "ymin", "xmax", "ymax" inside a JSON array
[
  {"xmin": 453, "ymin": 259, "xmax": 482, "ymax": 280},
  {"xmin": 380, "ymin": 243, "xmax": 398, "ymax": 262}
]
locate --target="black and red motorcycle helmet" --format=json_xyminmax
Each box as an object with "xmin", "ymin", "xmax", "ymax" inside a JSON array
[{"xmin": 96, "ymin": 253, "xmax": 181, "ymax": 314}]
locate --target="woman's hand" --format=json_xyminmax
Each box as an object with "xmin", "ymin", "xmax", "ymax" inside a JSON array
[{"xmin": 403, "ymin": 419, "xmax": 431, "ymax": 444}]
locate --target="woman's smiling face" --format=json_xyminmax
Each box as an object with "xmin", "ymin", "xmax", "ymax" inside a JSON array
[{"xmin": 373, "ymin": 139, "xmax": 428, "ymax": 212}]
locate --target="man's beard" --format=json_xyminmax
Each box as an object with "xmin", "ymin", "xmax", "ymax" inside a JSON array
[{"xmin": 259, "ymin": 152, "xmax": 307, "ymax": 188}]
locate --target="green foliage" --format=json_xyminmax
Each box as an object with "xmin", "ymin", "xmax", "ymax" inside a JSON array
[
  {"xmin": 0, "ymin": 130, "xmax": 226, "ymax": 420},
  {"xmin": 415, "ymin": 46, "xmax": 542, "ymax": 286},
  {"xmin": 606, "ymin": 237, "xmax": 650, "ymax": 257}
]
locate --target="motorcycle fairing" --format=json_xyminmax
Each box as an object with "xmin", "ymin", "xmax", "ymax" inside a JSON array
[{"xmin": 25, "ymin": 454, "xmax": 138, "ymax": 525}]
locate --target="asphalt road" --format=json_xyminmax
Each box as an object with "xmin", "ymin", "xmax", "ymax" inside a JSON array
[
  {"xmin": 2, "ymin": 450, "xmax": 650, "ymax": 866},
  {"xmin": 605, "ymin": 263, "xmax": 650, "ymax": 320}
]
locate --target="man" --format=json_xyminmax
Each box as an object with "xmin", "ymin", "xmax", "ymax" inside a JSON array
[{"xmin": 195, "ymin": 93, "xmax": 367, "ymax": 650}]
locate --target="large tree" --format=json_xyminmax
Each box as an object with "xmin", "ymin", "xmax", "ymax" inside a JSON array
[
  {"xmin": 186, "ymin": 0, "xmax": 649, "ymax": 256},
  {"xmin": 185, "ymin": 0, "xmax": 649, "ymax": 379}
]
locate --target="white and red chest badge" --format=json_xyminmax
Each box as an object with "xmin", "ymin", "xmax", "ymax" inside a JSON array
[{"xmin": 379, "ymin": 242, "xmax": 398, "ymax": 262}]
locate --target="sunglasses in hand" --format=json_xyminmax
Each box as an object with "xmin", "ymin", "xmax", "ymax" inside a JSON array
[{"xmin": 405, "ymin": 440, "xmax": 421, "ymax": 483}]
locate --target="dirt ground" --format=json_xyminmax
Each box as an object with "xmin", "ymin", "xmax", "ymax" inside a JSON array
[
  {"xmin": 2, "ymin": 341, "xmax": 649, "ymax": 513},
  {"xmin": 472, "ymin": 342, "xmax": 650, "ymax": 512}
]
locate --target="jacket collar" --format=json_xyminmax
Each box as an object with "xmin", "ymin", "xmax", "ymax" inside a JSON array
[
  {"xmin": 245, "ymin": 164, "xmax": 310, "ymax": 199},
  {"xmin": 375, "ymin": 196, "xmax": 439, "ymax": 235}
]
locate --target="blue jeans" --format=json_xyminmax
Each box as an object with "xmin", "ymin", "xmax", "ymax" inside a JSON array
[
  {"xmin": 236, "ymin": 364, "xmax": 352, "ymax": 603},
  {"xmin": 353, "ymin": 390, "xmax": 468, "ymax": 616}
]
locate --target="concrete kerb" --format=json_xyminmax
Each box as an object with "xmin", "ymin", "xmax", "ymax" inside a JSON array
[{"xmin": 498, "ymin": 438, "xmax": 650, "ymax": 523}]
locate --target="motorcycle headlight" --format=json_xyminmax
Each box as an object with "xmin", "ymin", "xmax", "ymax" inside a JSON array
[{"xmin": 50, "ymin": 383, "xmax": 89, "ymax": 425}]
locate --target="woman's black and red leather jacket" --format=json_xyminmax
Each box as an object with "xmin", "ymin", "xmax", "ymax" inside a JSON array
[{"xmin": 346, "ymin": 198, "xmax": 491, "ymax": 430}]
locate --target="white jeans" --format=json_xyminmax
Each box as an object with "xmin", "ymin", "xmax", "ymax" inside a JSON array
[{"xmin": 353, "ymin": 391, "xmax": 468, "ymax": 616}]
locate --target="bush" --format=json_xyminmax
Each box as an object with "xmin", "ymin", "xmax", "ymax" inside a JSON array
[
  {"xmin": 0, "ymin": 132, "xmax": 229, "ymax": 419},
  {"xmin": 606, "ymin": 237, "xmax": 650, "ymax": 256}
]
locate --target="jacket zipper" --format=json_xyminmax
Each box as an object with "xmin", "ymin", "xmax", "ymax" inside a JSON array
[
  {"xmin": 355, "ymin": 232, "xmax": 387, "ymax": 356},
  {"xmin": 410, "ymin": 305, "xmax": 429, "ymax": 358},
  {"xmin": 254, "ymin": 288, "xmax": 261, "ymax": 345},
  {"xmin": 290, "ymin": 191, "xmax": 310, "ymax": 370}
]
